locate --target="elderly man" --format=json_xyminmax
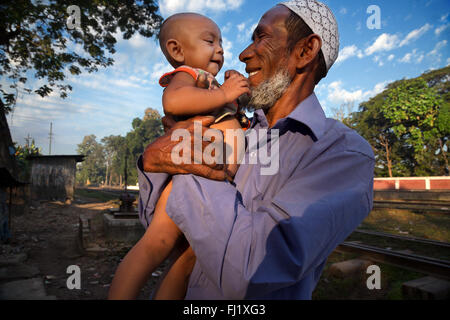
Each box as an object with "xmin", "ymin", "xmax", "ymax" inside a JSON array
[{"xmin": 138, "ymin": 0, "xmax": 374, "ymax": 299}]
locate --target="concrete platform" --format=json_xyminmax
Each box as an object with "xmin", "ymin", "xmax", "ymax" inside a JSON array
[
  {"xmin": 0, "ymin": 253, "xmax": 28, "ymax": 267},
  {"xmin": 329, "ymin": 259, "xmax": 373, "ymax": 278},
  {"xmin": 402, "ymin": 276, "xmax": 450, "ymax": 300},
  {"xmin": 0, "ymin": 264, "xmax": 40, "ymax": 281},
  {"xmin": 0, "ymin": 278, "xmax": 56, "ymax": 300},
  {"xmin": 102, "ymin": 213, "xmax": 144, "ymax": 244}
]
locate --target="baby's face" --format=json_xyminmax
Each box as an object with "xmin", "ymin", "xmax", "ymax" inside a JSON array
[{"xmin": 179, "ymin": 16, "xmax": 224, "ymax": 76}]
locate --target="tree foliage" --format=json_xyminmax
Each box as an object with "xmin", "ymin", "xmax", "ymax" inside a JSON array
[
  {"xmin": 13, "ymin": 139, "xmax": 41, "ymax": 181},
  {"xmin": 76, "ymin": 134, "xmax": 105, "ymax": 185},
  {"xmin": 0, "ymin": 0, "xmax": 162, "ymax": 112},
  {"xmin": 76, "ymin": 108, "xmax": 164, "ymax": 186},
  {"xmin": 350, "ymin": 66, "xmax": 449, "ymax": 177}
]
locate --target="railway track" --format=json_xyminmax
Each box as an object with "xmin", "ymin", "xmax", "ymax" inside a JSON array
[
  {"xmin": 353, "ymin": 229, "xmax": 450, "ymax": 248},
  {"xmin": 336, "ymin": 229, "xmax": 450, "ymax": 280},
  {"xmin": 373, "ymin": 200, "xmax": 450, "ymax": 213}
]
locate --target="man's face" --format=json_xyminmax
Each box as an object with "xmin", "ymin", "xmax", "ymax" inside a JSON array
[
  {"xmin": 179, "ymin": 16, "xmax": 224, "ymax": 76},
  {"xmin": 239, "ymin": 5, "xmax": 293, "ymax": 88}
]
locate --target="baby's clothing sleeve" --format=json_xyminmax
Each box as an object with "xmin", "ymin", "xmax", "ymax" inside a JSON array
[{"xmin": 159, "ymin": 65, "xmax": 237, "ymax": 123}]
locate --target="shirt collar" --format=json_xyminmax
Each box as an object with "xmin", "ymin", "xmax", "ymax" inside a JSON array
[{"xmin": 252, "ymin": 92, "xmax": 326, "ymax": 141}]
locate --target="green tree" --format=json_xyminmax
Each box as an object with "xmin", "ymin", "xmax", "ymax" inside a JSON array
[
  {"xmin": 124, "ymin": 108, "xmax": 164, "ymax": 184},
  {"xmin": 380, "ymin": 78, "xmax": 445, "ymax": 176},
  {"xmin": 76, "ymin": 134, "xmax": 105, "ymax": 185},
  {"xmin": 13, "ymin": 139, "xmax": 41, "ymax": 181},
  {"xmin": 351, "ymin": 66, "xmax": 449, "ymax": 177},
  {"xmin": 0, "ymin": 0, "xmax": 162, "ymax": 112},
  {"xmin": 101, "ymin": 134, "xmax": 126, "ymax": 186}
]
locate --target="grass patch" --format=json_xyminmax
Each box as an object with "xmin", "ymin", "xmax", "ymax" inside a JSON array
[
  {"xmin": 313, "ymin": 252, "xmax": 426, "ymax": 300},
  {"xmin": 360, "ymin": 209, "xmax": 450, "ymax": 242},
  {"xmin": 75, "ymin": 188, "xmax": 130, "ymax": 204}
]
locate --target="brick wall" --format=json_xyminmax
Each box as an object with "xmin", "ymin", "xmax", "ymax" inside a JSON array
[{"xmin": 374, "ymin": 177, "xmax": 450, "ymax": 190}]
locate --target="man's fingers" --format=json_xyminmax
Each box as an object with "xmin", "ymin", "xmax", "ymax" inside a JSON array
[
  {"xmin": 162, "ymin": 115, "xmax": 176, "ymax": 133},
  {"xmin": 195, "ymin": 73, "xmax": 209, "ymax": 89},
  {"xmin": 189, "ymin": 115, "xmax": 216, "ymax": 128}
]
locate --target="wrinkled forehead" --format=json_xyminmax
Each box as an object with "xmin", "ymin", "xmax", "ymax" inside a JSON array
[{"xmin": 252, "ymin": 5, "xmax": 290, "ymax": 39}]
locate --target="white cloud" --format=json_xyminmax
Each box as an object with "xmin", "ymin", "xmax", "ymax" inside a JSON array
[
  {"xmin": 365, "ymin": 33, "xmax": 399, "ymax": 56},
  {"xmin": 158, "ymin": 0, "xmax": 244, "ymax": 17},
  {"xmin": 335, "ymin": 45, "xmax": 364, "ymax": 64},
  {"xmin": 364, "ymin": 24, "xmax": 434, "ymax": 57},
  {"xmin": 237, "ymin": 22, "xmax": 257, "ymax": 43},
  {"xmin": 339, "ymin": 8, "xmax": 347, "ymax": 15},
  {"xmin": 387, "ymin": 54, "xmax": 395, "ymax": 61},
  {"xmin": 373, "ymin": 56, "xmax": 384, "ymax": 66},
  {"xmin": 222, "ymin": 37, "xmax": 234, "ymax": 65},
  {"xmin": 416, "ymin": 54, "xmax": 425, "ymax": 64},
  {"xmin": 428, "ymin": 40, "xmax": 448, "ymax": 56},
  {"xmin": 399, "ymin": 24, "xmax": 432, "ymax": 47},
  {"xmin": 326, "ymin": 80, "xmax": 389, "ymax": 104},
  {"xmin": 435, "ymin": 24, "xmax": 449, "ymax": 36},
  {"xmin": 399, "ymin": 52, "xmax": 412, "ymax": 63},
  {"xmin": 441, "ymin": 13, "xmax": 449, "ymax": 22},
  {"xmin": 398, "ymin": 49, "xmax": 426, "ymax": 64},
  {"xmin": 150, "ymin": 62, "xmax": 173, "ymax": 81},
  {"xmin": 221, "ymin": 22, "xmax": 232, "ymax": 33}
]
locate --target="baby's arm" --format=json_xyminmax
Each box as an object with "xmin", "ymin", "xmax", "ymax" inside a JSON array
[{"xmin": 163, "ymin": 71, "xmax": 249, "ymax": 117}]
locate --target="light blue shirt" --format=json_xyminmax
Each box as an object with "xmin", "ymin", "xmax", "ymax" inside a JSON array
[{"xmin": 137, "ymin": 93, "xmax": 375, "ymax": 299}]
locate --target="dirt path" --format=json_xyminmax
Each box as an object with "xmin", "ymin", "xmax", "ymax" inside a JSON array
[{"xmin": 1, "ymin": 197, "xmax": 162, "ymax": 300}]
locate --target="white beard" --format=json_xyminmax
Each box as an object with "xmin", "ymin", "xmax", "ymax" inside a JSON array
[{"xmin": 247, "ymin": 68, "xmax": 291, "ymax": 112}]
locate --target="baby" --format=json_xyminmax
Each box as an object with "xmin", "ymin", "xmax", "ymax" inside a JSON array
[{"xmin": 108, "ymin": 13, "xmax": 250, "ymax": 299}]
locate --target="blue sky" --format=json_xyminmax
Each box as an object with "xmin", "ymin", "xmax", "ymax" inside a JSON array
[{"xmin": 6, "ymin": 0, "xmax": 450, "ymax": 155}]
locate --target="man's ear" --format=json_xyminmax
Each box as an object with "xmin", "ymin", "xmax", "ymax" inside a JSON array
[
  {"xmin": 293, "ymin": 34, "xmax": 322, "ymax": 70},
  {"xmin": 165, "ymin": 39, "xmax": 185, "ymax": 64}
]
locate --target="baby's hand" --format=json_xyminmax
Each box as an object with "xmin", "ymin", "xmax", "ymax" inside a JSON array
[{"xmin": 220, "ymin": 72, "xmax": 250, "ymax": 103}]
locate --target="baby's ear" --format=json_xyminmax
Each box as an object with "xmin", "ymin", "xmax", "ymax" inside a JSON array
[{"xmin": 166, "ymin": 39, "xmax": 185, "ymax": 64}]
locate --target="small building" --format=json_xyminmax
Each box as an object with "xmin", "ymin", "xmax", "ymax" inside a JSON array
[
  {"xmin": 1, "ymin": 101, "xmax": 26, "ymax": 243},
  {"xmin": 28, "ymin": 155, "xmax": 84, "ymax": 202}
]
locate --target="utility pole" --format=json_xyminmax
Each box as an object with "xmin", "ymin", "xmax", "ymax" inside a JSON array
[
  {"xmin": 25, "ymin": 133, "xmax": 31, "ymax": 148},
  {"xmin": 48, "ymin": 122, "xmax": 53, "ymax": 155}
]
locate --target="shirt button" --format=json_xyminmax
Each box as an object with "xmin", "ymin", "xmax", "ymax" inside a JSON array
[{"xmin": 251, "ymin": 152, "xmax": 256, "ymax": 157}]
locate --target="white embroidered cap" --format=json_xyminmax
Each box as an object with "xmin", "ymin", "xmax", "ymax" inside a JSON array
[{"xmin": 279, "ymin": 0, "xmax": 339, "ymax": 73}]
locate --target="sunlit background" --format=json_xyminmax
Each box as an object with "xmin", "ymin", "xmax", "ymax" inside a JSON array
[{"xmin": 5, "ymin": 0, "xmax": 450, "ymax": 155}]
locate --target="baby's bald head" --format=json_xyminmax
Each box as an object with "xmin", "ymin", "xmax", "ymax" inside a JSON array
[{"xmin": 159, "ymin": 13, "xmax": 211, "ymax": 67}]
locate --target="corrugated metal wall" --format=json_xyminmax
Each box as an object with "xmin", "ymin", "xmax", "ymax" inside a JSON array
[{"xmin": 30, "ymin": 158, "xmax": 76, "ymax": 201}]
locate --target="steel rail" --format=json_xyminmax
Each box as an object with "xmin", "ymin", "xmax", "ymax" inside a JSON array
[
  {"xmin": 335, "ymin": 242, "xmax": 450, "ymax": 280},
  {"xmin": 354, "ymin": 229, "xmax": 450, "ymax": 248},
  {"xmin": 373, "ymin": 200, "xmax": 449, "ymax": 213}
]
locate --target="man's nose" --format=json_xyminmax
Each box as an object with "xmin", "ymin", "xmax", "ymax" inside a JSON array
[{"xmin": 239, "ymin": 44, "xmax": 253, "ymax": 63}]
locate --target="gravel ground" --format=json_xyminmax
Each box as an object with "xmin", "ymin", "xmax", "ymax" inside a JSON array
[{"xmin": 1, "ymin": 197, "xmax": 165, "ymax": 300}]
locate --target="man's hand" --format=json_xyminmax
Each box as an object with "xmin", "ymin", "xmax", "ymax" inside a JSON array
[{"xmin": 143, "ymin": 115, "xmax": 233, "ymax": 182}]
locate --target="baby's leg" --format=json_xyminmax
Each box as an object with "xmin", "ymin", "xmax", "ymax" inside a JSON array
[
  {"xmin": 210, "ymin": 115, "xmax": 245, "ymax": 176},
  {"xmin": 144, "ymin": 181, "xmax": 182, "ymax": 265},
  {"xmin": 153, "ymin": 245, "xmax": 196, "ymax": 300},
  {"xmin": 109, "ymin": 181, "xmax": 182, "ymax": 299}
]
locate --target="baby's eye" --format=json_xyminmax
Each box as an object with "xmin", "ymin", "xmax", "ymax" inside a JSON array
[{"xmin": 204, "ymin": 39, "xmax": 214, "ymax": 44}]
